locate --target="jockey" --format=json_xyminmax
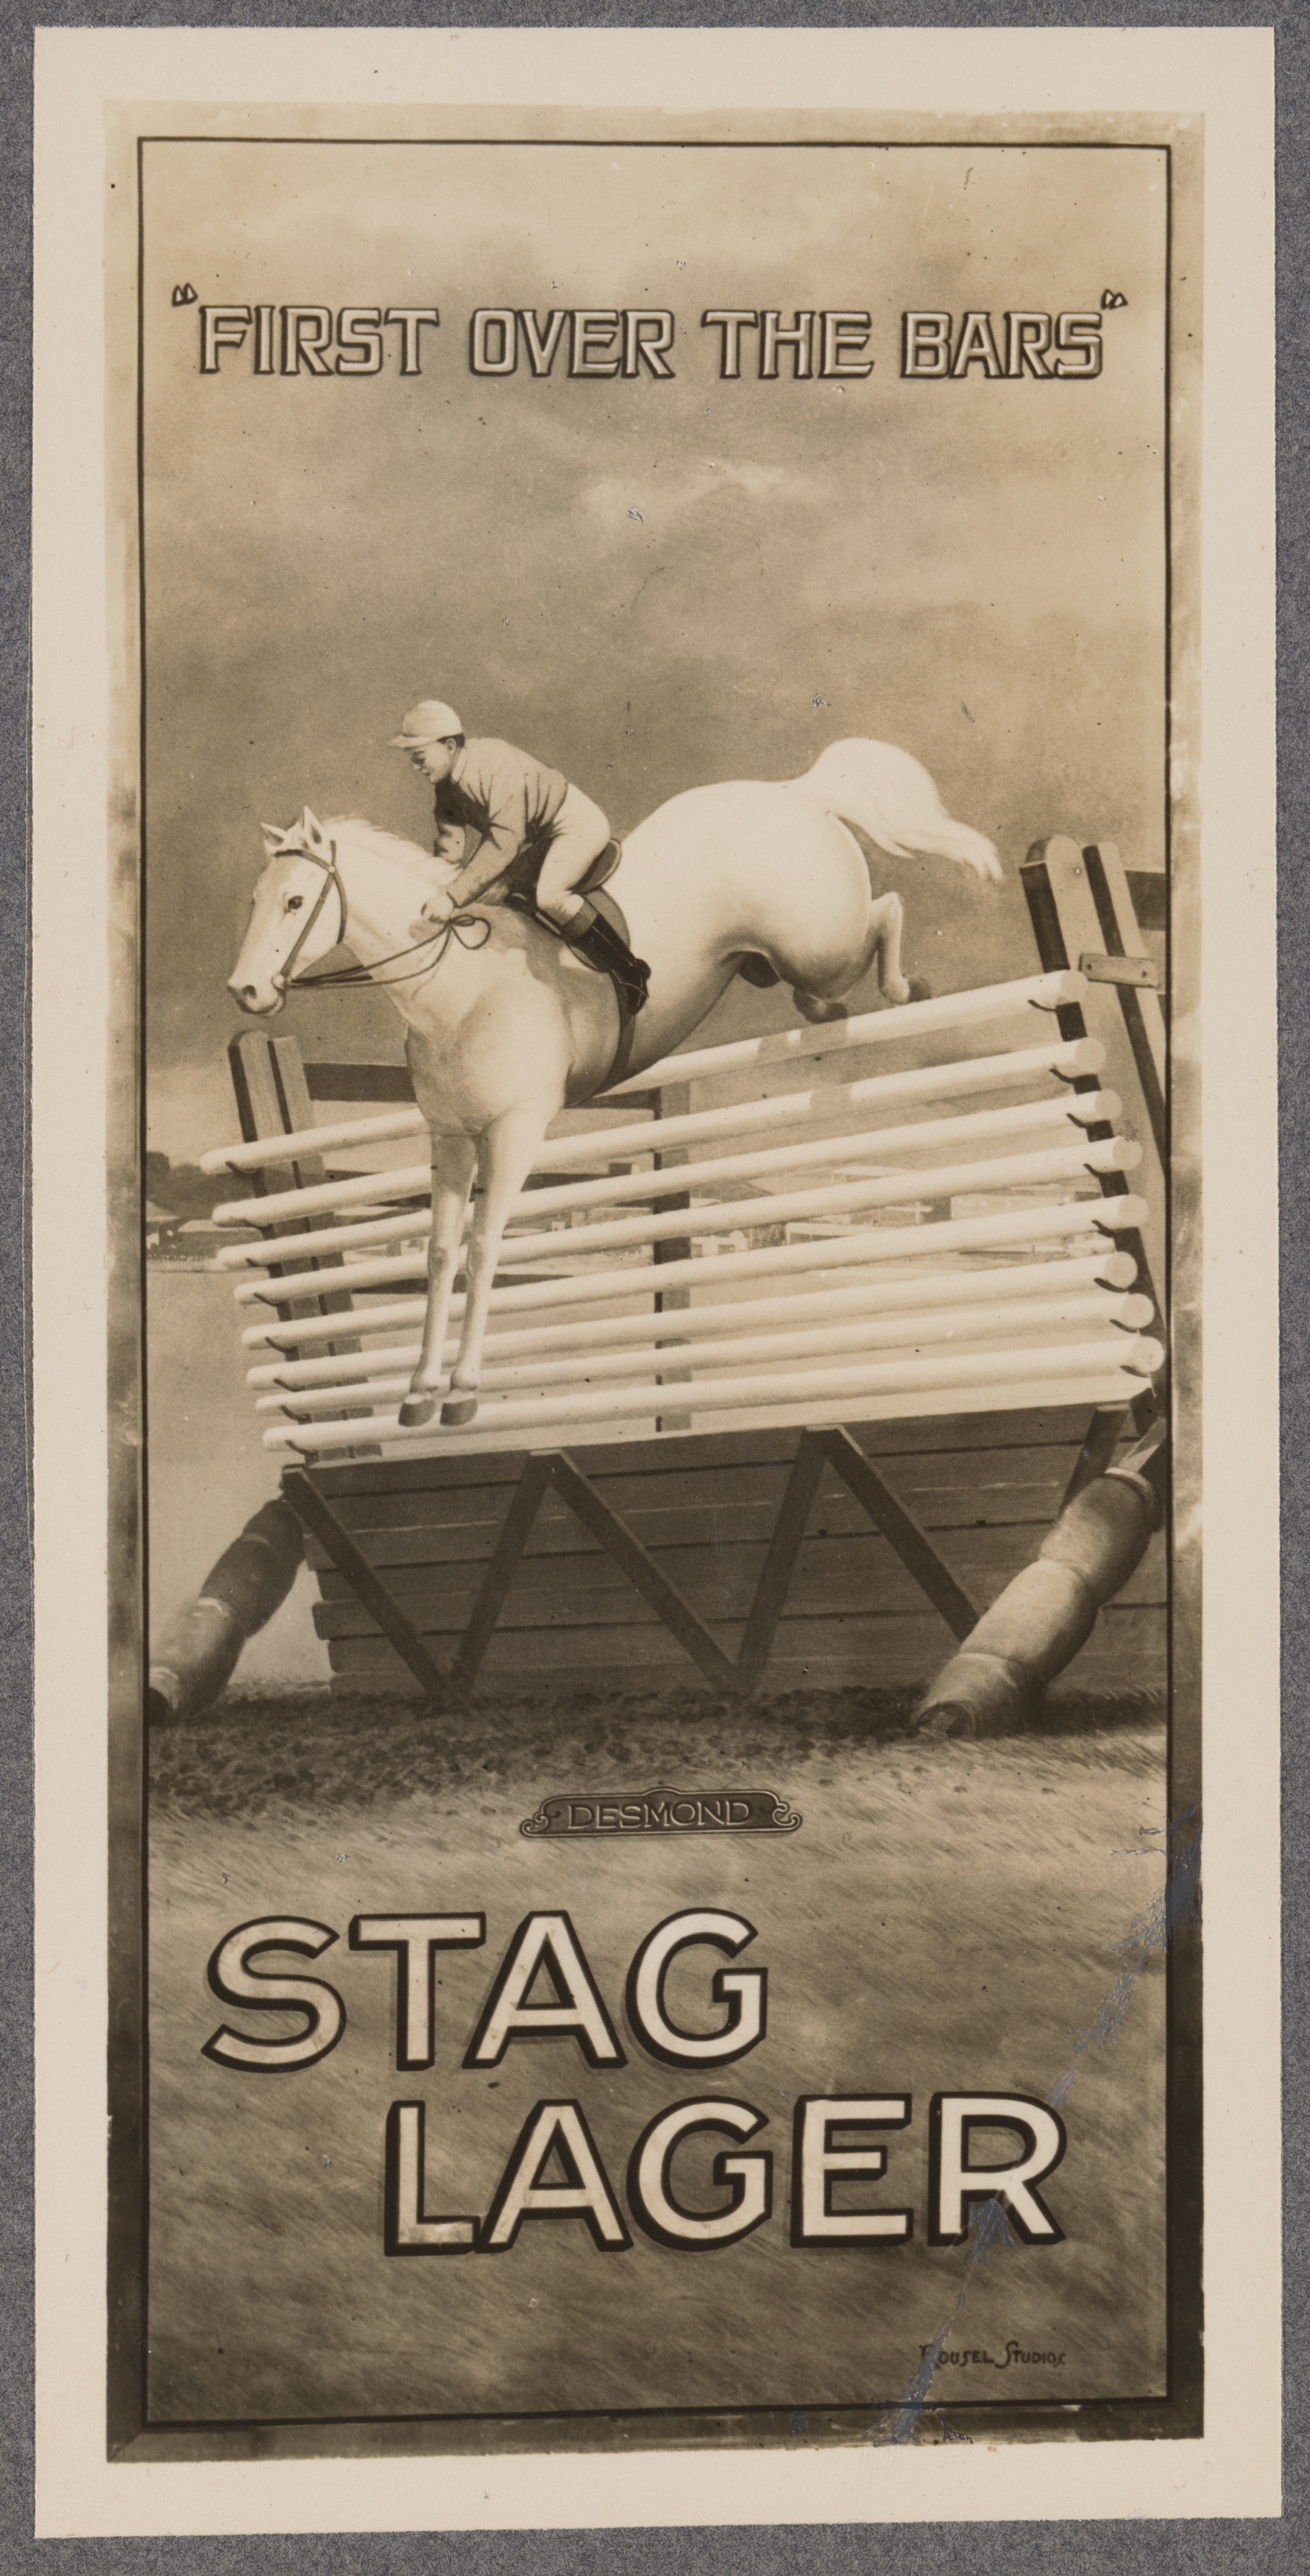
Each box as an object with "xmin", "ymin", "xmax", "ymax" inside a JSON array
[{"xmin": 391, "ymin": 701, "xmax": 650, "ymax": 1015}]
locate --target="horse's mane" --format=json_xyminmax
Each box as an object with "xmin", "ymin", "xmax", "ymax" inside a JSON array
[{"xmin": 321, "ymin": 815, "xmax": 441, "ymax": 871}]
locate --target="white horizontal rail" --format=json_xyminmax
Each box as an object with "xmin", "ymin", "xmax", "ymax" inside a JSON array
[
  {"xmin": 217, "ymin": 1090, "xmax": 1121, "ymax": 1272},
  {"xmin": 535, "ymin": 1038, "xmax": 1102, "ymax": 1167},
  {"xmin": 257, "ymin": 1290, "xmax": 1156, "ymax": 1419},
  {"xmin": 201, "ymin": 1031, "xmax": 1104, "ymax": 1182},
  {"xmin": 231, "ymin": 1137, "xmax": 1141, "ymax": 1305},
  {"xmin": 239, "ymin": 1194, "xmax": 1149, "ymax": 1349},
  {"xmin": 414, "ymin": 1372, "xmax": 1147, "ymax": 1459},
  {"xmin": 202, "ymin": 1103, "xmax": 426, "ymax": 1177},
  {"xmin": 264, "ymin": 1331, "xmax": 1164, "ymax": 1454},
  {"xmin": 247, "ymin": 1249, "xmax": 1140, "ymax": 1390},
  {"xmin": 216, "ymin": 1161, "xmax": 428, "ymax": 1232},
  {"xmin": 602, "ymin": 971, "xmax": 1089, "ymax": 1095},
  {"xmin": 217, "ymin": 1161, "xmax": 431, "ymax": 1231}
]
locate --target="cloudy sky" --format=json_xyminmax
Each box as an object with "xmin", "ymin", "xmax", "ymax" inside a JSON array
[{"xmin": 139, "ymin": 134, "xmax": 1167, "ymax": 1158}]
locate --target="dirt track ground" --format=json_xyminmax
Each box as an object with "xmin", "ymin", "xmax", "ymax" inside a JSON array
[{"xmin": 146, "ymin": 1688, "xmax": 1169, "ymax": 2437}]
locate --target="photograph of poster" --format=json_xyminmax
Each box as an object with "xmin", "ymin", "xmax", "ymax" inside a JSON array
[{"xmin": 31, "ymin": 27, "xmax": 1279, "ymax": 2539}]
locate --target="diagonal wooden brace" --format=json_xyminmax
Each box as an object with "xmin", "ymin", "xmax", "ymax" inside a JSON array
[
  {"xmin": 449, "ymin": 1443, "xmax": 831, "ymax": 1702},
  {"xmin": 280, "ymin": 1468, "xmax": 449, "ymax": 1705},
  {"xmin": 450, "ymin": 1455, "xmax": 555, "ymax": 1699},
  {"xmin": 815, "ymin": 1429, "xmax": 980, "ymax": 1641},
  {"xmin": 288, "ymin": 1424, "xmax": 988, "ymax": 1706},
  {"xmin": 546, "ymin": 1451, "xmax": 744, "ymax": 1694},
  {"xmin": 732, "ymin": 1433, "xmax": 829, "ymax": 1692}
]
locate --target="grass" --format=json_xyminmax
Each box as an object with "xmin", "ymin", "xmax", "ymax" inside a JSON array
[{"xmin": 149, "ymin": 1677, "xmax": 1166, "ymax": 1821}]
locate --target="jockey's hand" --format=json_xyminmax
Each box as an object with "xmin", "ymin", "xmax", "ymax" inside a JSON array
[{"xmin": 410, "ymin": 889, "xmax": 456, "ymax": 938}]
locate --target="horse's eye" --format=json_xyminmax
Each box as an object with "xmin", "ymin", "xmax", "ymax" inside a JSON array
[{"xmin": 286, "ymin": 894, "xmax": 304, "ymax": 911}]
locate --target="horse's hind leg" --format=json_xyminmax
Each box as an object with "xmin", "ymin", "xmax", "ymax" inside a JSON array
[
  {"xmin": 865, "ymin": 891, "xmax": 913, "ymax": 1004},
  {"xmin": 400, "ymin": 1133, "xmax": 477, "ymax": 1430},
  {"xmin": 442, "ymin": 1103, "xmax": 554, "ymax": 1429},
  {"xmin": 791, "ymin": 891, "xmax": 918, "ymax": 1020}
]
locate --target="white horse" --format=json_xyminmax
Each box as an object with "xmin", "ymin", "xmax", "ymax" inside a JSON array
[{"xmin": 227, "ymin": 740, "xmax": 999, "ymax": 1427}]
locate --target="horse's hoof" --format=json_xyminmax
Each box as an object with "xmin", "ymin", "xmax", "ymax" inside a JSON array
[
  {"xmin": 907, "ymin": 974, "xmax": 932, "ymax": 1004},
  {"xmin": 441, "ymin": 1392, "xmax": 478, "ymax": 1427},
  {"xmin": 793, "ymin": 990, "xmax": 848, "ymax": 1025},
  {"xmin": 399, "ymin": 1393, "xmax": 438, "ymax": 1429}
]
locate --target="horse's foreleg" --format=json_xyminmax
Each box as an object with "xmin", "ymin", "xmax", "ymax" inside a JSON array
[
  {"xmin": 399, "ymin": 1133, "xmax": 478, "ymax": 1430},
  {"xmin": 442, "ymin": 1105, "xmax": 555, "ymax": 1429}
]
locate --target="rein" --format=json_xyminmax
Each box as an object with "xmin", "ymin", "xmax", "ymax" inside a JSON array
[{"xmin": 277, "ymin": 839, "xmax": 491, "ymax": 992}]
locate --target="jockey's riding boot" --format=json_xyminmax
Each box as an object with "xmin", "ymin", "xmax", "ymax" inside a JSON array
[{"xmin": 560, "ymin": 904, "xmax": 651, "ymax": 1015}]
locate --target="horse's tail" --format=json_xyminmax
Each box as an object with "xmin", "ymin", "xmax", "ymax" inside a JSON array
[{"xmin": 792, "ymin": 738, "xmax": 1002, "ymax": 883}]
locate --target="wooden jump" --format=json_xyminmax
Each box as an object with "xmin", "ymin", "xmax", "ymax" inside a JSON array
[{"xmin": 201, "ymin": 849, "xmax": 1168, "ymax": 1698}]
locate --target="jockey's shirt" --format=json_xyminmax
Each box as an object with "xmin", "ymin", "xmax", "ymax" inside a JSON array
[{"xmin": 436, "ymin": 737, "xmax": 569, "ymax": 898}]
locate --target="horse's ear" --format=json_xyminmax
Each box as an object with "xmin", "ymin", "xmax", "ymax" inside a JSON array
[
  {"xmin": 301, "ymin": 807, "xmax": 328, "ymax": 853},
  {"xmin": 261, "ymin": 821, "xmax": 286, "ymax": 852}
]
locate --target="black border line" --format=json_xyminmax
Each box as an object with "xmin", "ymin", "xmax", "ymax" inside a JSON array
[
  {"xmin": 136, "ymin": 124, "xmax": 152, "ymax": 2458},
  {"xmin": 118, "ymin": 124, "xmax": 1192, "ymax": 2459}
]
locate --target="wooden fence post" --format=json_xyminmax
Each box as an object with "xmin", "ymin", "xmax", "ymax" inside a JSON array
[{"xmin": 1020, "ymin": 839, "xmax": 1166, "ymax": 1319}]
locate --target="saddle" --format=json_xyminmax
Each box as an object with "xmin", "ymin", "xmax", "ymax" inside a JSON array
[
  {"xmin": 578, "ymin": 838, "xmax": 623, "ymax": 898},
  {"xmin": 503, "ymin": 839, "xmax": 651, "ymax": 1039}
]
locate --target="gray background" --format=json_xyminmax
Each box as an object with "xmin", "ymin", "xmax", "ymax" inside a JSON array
[{"xmin": 4, "ymin": 1, "xmax": 1305, "ymax": 2568}]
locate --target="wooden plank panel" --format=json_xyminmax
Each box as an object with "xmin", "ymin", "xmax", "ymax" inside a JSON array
[
  {"xmin": 308, "ymin": 1429, "xmax": 799, "ymax": 1497},
  {"xmin": 325, "ymin": 1598, "xmax": 1167, "ymax": 1696},
  {"xmin": 296, "ymin": 1409, "xmax": 1166, "ymax": 1695},
  {"xmin": 299, "ymin": 1449, "xmax": 1093, "ymax": 1565},
  {"xmin": 300, "ymin": 1458, "xmax": 1158, "ymax": 1582},
  {"xmin": 867, "ymin": 1445, "xmax": 1095, "ymax": 1498},
  {"xmin": 304, "ymin": 1483, "xmax": 552, "ymax": 1538},
  {"xmin": 301, "ymin": 1443, "xmax": 1086, "ymax": 1535},
  {"xmin": 309, "ymin": 1459, "xmax": 796, "ymax": 1532},
  {"xmin": 302, "ymin": 1474, "xmax": 1081, "ymax": 1577},
  {"xmin": 316, "ymin": 1534, "xmax": 762, "ymax": 1605},
  {"xmin": 314, "ymin": 1571, "xmax": 895, "ymax": 1641},
  {"xmin": 314, "ymin": 1524, "xmax": 1102, "ymax": 1640},
  {"xmin": 851, "ymin": 1405, "xmax": 1110, "ymax": 1461},
  {"xmin": 535, "ymin": 1459, "xmax": 797, "ymax": 1520},
  {"xmin": 308, "ymin": 1452, "xmax": 532, "ymax": 1501},
  {"xmin": 324, "ymin": 1607, "xmax": 957, "ymax": 1687},
  {"xmin": 299, "ymin": 1461, "xmax": 1157, "ymax": 1574},
  {"xmin": 305, "ymin": 1404, "xmax": 1106, "ymax": 1502},
  {"xmin": 581, "ymin": 1403, "xmax": 1105, "ymax": 1470}
]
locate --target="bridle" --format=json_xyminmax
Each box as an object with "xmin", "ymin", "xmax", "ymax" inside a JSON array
[
  {"xmin": 273, "ymin": 837, "xmax": 491, "ymax": 993},
  {"xmin": 275, "ymin": 838, "xmax": 348, "ymax": 986}
]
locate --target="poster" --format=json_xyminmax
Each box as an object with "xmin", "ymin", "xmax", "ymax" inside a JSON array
[{"xmin": 32, "ymin": 27, "xmax": 1279, "ymax": 2539}]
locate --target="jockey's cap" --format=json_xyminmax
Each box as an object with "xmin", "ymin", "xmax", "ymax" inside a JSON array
[{"xmin": 390, "ymin": 699, "xmax": 463, "ymax": 747}]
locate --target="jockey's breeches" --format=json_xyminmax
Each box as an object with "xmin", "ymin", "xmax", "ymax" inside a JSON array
[{"xmin": 534, "ymin": 784, "xmax": 613, "ymax": 924}]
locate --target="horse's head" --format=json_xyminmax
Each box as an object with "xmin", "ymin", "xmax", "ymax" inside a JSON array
[{"xmin": 227, "ymin": 809, "xmax": 345, "ymax": 1016}]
